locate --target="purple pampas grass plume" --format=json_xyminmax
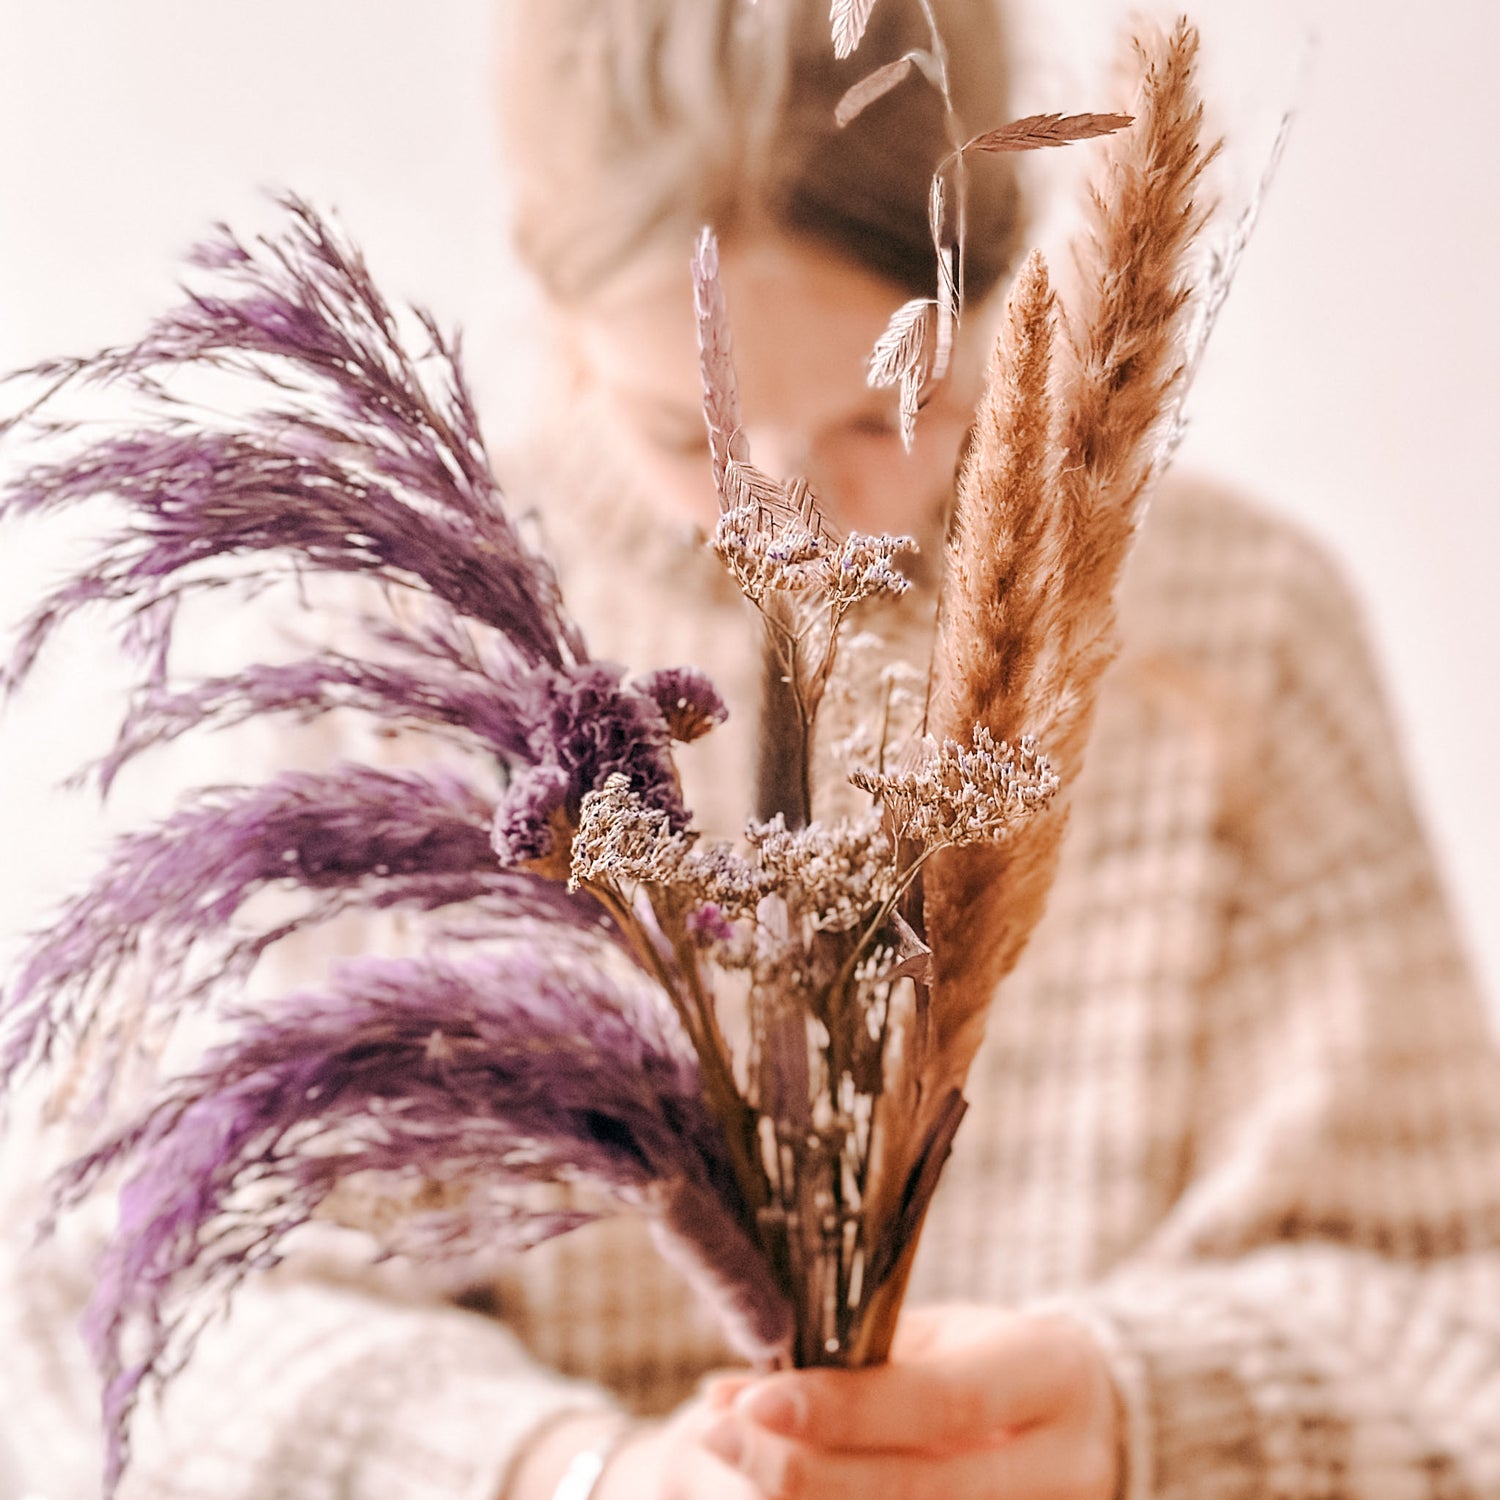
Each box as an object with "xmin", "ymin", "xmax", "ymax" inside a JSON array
[
  {"xmin": 0, "ymin": 195, "xmax": 722, "ymax": 1105},
  {"xmin": 61, "ymin": 949, "xmax": 791, "ymax": 1494},
  {"xmin": 0, "ymin": 196, "xmax": 772, "ymax": 1496},
  {"xmin": 0, "ymin": 196, "xmax": 718, "ymax": 913},
  {"xmin": 2, "ymin": 196, "xmax": 581, "ymax": 687},
  {"xmin": 85, "ymin": 648, "xmax": 539, "ymax": 796},
  {"xmin": 0, "ymin": 765, "xmax": 613, "ymax": 1100}
]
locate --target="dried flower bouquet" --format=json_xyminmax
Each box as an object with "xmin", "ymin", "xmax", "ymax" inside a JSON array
[{"xmin": 0, "ymin": 11, "xmax": 1225, "ymax": 1494}]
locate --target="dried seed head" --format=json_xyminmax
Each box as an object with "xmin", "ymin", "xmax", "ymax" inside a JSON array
[
  {"xmin": 746, "ymin": 811, "xmax": 899, "ymax": 932},
  {"xmin": 851, "ymin": 729, "xmax": 1060, "ymax": 850},
  {"xmin": 570, "ymin": 774, "xmax": 696, "ymax": 890}
]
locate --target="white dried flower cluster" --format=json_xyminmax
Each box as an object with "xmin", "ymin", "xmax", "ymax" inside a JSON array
[
  {"xmin": 851, "ymin": 729, "xmax": 1060, "ymax": 850},
  {"xmin": 713, "ymin": 503, "xmax": 826, "ymax": 603},
  {"xmin": 746, "ymin": 811, "xmax": 900, "ymax": 932},
  {"xmin": 681, "ymin": 844, "xmax": 773, "ymax": 917},
  {"xmin": 822, "ymin": 531, "xmax": 915, "ymax": 606},
  {"xmin": 570, "ymin": 774, "xmax": 695, "ymax": 890},
  {"xmin": 712, "ymin": 496, "xmax": 912, "ymax": 609}
]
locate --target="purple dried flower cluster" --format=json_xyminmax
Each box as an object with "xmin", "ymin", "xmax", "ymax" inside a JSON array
[{"xmin": 490, "ymin": 662, "xmax": 715, "ymax": 871}]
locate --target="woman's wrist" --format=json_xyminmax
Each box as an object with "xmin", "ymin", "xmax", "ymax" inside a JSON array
[{"xmin": 505, "ymin": 1410, "xmax": 631, "ymax": 1500}]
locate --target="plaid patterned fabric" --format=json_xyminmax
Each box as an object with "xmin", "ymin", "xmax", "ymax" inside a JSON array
[{"xmin": 2, "ymin": 474, "xmax": 1497, "ymax": 1500}]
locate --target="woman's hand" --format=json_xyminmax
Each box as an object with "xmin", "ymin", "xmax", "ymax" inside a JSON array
[
  {"xmin": 594, "ymin": 1399, "xmax": 761, "ymax": 1499},
  {"xmin": 694, "ymin": 1305, "xmax": 1123, "ymax": 1500}
]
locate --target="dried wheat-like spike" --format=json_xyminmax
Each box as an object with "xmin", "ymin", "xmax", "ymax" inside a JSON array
[
  {"xmin": 835, "ymin": 53, "xmax": 920, "ymax": 127},
  {"xmin": 866, "ymin": 296, "xmax": 934, "ymax": 388},
  {"xmin": 691, "ymin": 227, "xmax": 747, "ymax": 506},
  {"xmin": 963, "ymin": 111, "xmax": 1134, "ymax": 154},
  {"xmin": 920, "ymin": 17, "xmax": 1217, "ymax": 1124}
]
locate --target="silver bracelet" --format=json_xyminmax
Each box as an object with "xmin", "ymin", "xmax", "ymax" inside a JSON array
[{"xmin": 550, "ymin": 1420, "xmax": 632, "ymax": 1500}]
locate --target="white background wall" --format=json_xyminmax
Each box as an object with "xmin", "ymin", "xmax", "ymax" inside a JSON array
[{"xmin": 0, "ymin": 0, "xmax": 1494, "ymax": 1000}]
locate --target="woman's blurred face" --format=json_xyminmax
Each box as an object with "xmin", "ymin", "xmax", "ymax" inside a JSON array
[{"xmin": 565, "ymin": 233, "xmax": 984, "ymax": 537}]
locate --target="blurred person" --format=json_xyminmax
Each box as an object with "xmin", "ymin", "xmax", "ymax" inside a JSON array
[{"xmin": 4, "ymin": 2, "xmax": 1500, "ymax": 1499}]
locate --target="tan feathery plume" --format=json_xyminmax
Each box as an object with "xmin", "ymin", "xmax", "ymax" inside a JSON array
[
  {"xmin": 850, "ymin": 23, "xmax": 1219, "ymax": 1362},
  {"xmin": 847, "ymin": 250, "xmax": 1061, "ymax": 1360},
  {"xmin": 922, "ymin": 246, "xmax": 1070, "ymax": 1062},
  {"xmin": 920, "ymin": 18, "xmax": 1217, "ymax": 1067}
]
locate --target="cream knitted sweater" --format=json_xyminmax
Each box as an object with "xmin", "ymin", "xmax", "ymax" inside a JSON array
[{"xmin": 2, "ymin": 475, "xmax": 1498, "ymax": 1500}]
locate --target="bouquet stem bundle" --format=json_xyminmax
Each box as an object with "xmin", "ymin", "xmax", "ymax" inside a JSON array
[{"xmin": 697, "ymin": 17, "xmax": 1218, "ymax": 1364}]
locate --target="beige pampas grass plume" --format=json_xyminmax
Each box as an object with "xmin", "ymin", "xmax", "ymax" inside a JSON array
[
  {"xmin": 922, "ymin": 16, "xmax": 1217, "ymax": 1077},
  {"xmin": 852, "ymin": 18, "xmax": 1220, "ymax": 1362}
]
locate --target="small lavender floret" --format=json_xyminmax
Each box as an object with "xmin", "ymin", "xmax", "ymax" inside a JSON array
[{"xmin": 635, "ymin": 666, "xmax": 729, "ymax": 744}]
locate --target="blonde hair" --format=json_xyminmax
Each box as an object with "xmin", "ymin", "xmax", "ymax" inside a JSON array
[{"xmin": 498, "ymin": 0, "xmax": 1025, "ymax": 306}]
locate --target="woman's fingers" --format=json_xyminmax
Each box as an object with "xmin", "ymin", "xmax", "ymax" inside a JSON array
[
  {"xmin": 730, "ymin": 1310, "xmax": 1102, "ymax": 1453},
  {"xmin": 699, "ymin": 1417, "xmax": 1116, "ymax": 1500}
]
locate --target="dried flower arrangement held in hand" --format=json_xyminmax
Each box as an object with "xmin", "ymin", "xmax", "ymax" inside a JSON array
[{"xmin": 0, "ymin": 10, "xmax": 1227, "ymax": 1495}]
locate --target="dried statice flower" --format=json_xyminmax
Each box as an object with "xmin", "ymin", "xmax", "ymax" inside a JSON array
[
  {"xmin": 570, "ymin": 774, "xmax": 697, "ymax": 890},
  {"xmin": 489, "ymin": 763, "xmax": 573, "ymax": 869},
  {"xmin": 822, "ymin": 530, "xmax": 916, "ymax": 606},
  {"xmin": 851, "ymin": 730, "xmax": 1059, "ymax": 850},
  {"xmin": 746, "ymin": 812, "xmax": 900, "ymax": 933},
  {"xmin": 684, "ymin": 903, "xmax": 737, "ymax": 947},
  {"xmin": 712, "ymin": 501, "xmax": 830, "ymax": 603},
  {"xmin": 679, "ymin": 844, "xmax": 774, "ymax": 919},
  {"xmin": 635, "ymin": 666, "xmax": 729, "ymax": 744},
  {"xmin": 488, "ymin": 662, "xmax": 694, "ymax": 873}
]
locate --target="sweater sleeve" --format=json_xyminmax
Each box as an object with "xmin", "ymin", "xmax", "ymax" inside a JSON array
[
  {"xmin": 1058, "ymin": 532, "xmax": 1500, "ymax": 1500},
  {"xmin": 0, "ymin": 1208, "xmax": 619, "ymax": 1500}
]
